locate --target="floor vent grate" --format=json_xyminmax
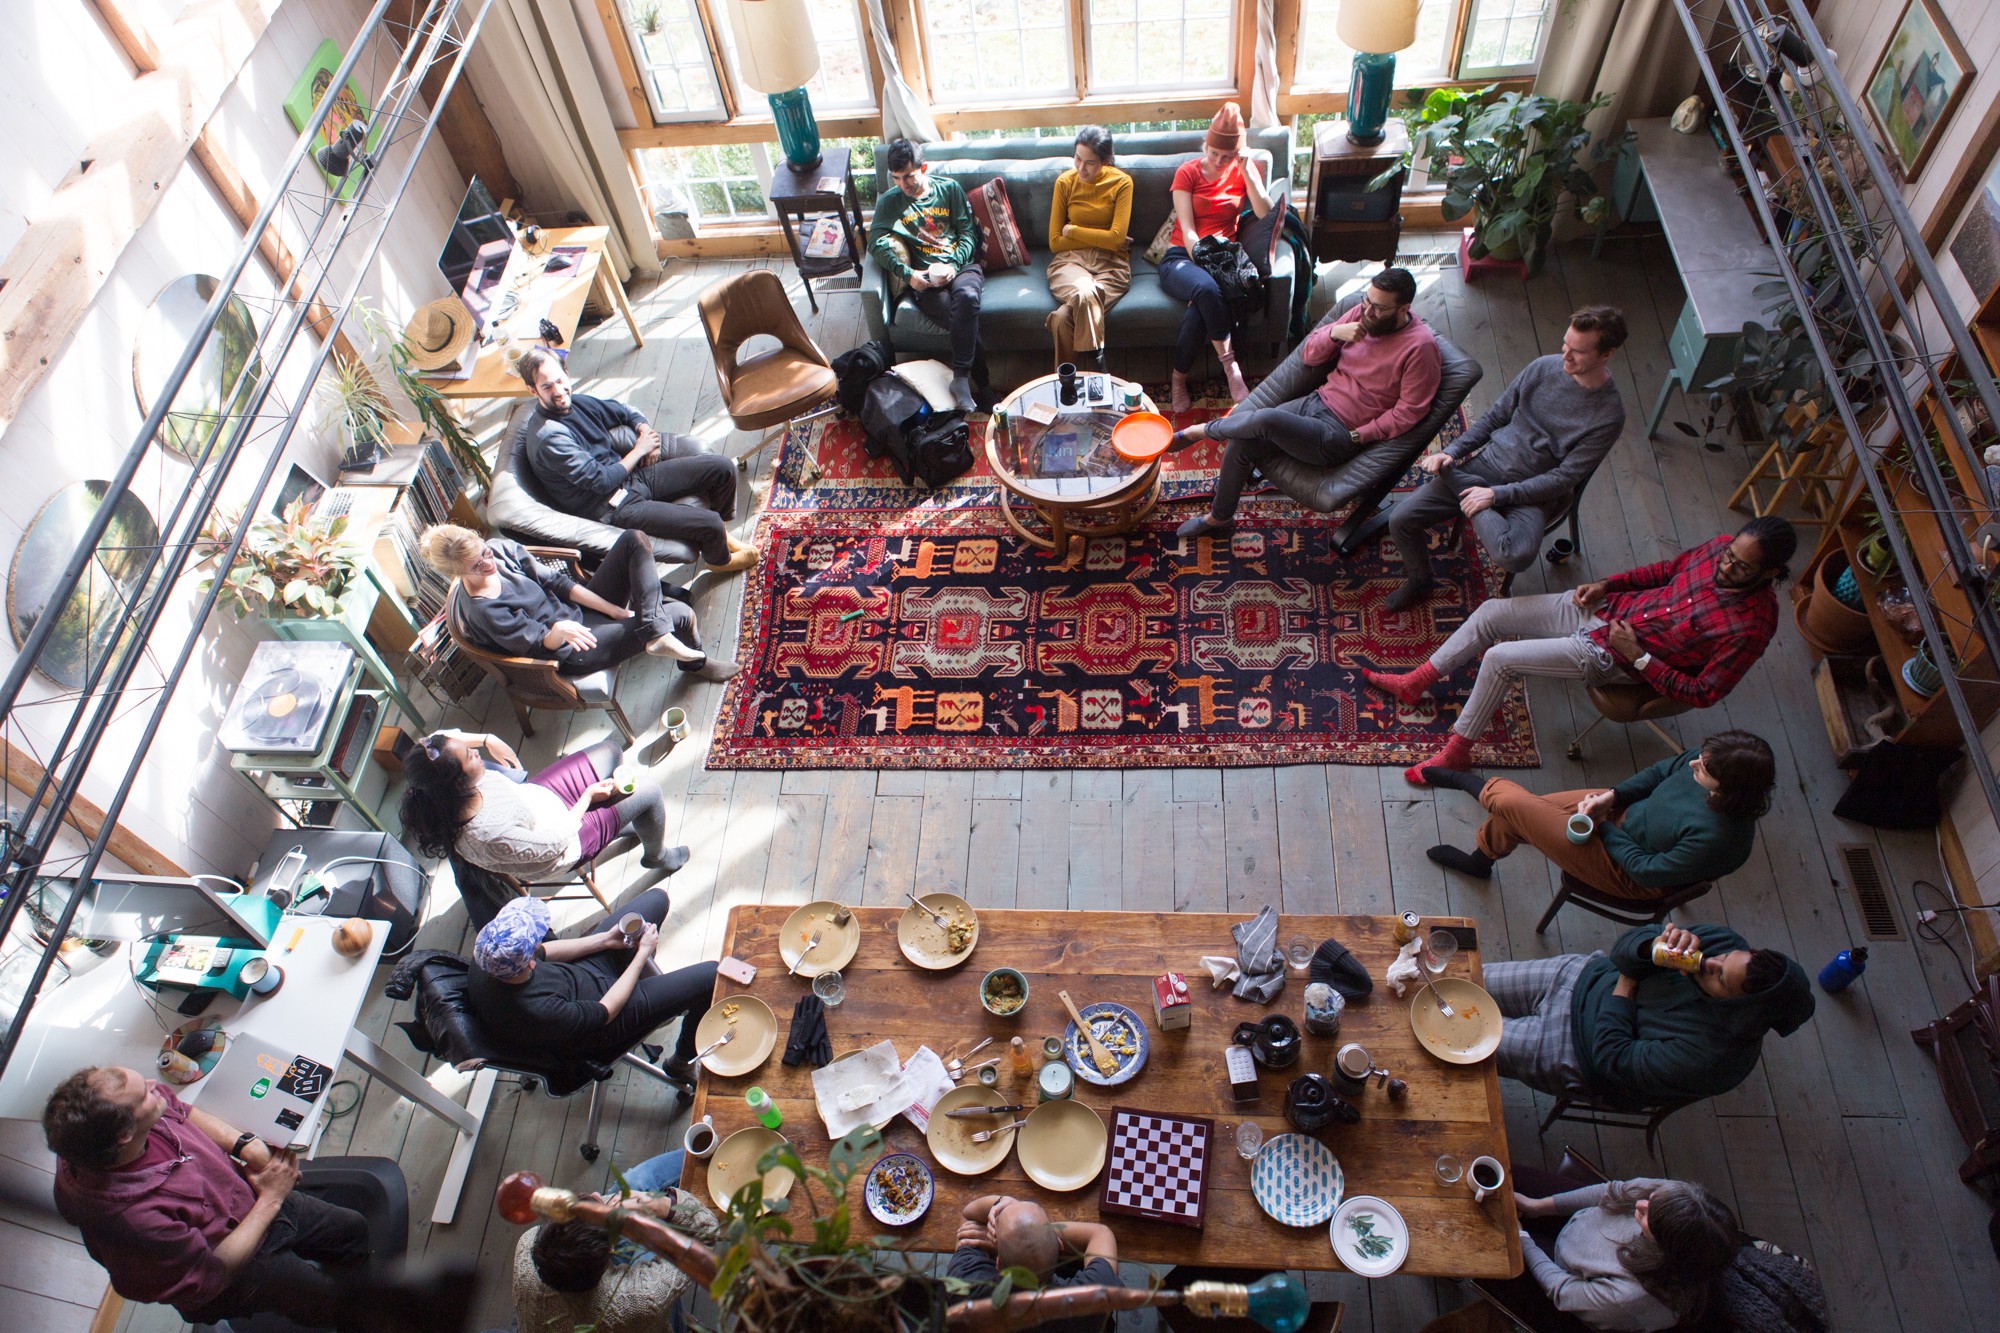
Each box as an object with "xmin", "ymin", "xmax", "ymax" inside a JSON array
[{"xmin": 1839, "ymin": 843, "xmax": 1905, "ymax": 941}]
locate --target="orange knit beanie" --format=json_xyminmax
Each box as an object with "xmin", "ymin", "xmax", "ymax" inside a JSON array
[{"xmin": 1205, "ymin": 101, "xmax": 1244, "ymax": 153}]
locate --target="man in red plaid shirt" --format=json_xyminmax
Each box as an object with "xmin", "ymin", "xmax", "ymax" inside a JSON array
[{"xmin": 1365, "ymin": 516, "xmax": 1797, "ymax": 785}]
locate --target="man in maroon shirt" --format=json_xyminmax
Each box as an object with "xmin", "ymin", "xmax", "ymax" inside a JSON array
[
  {"xmin": 1364, "ymin": 516, "xmax": 1797, "ymax": 784},
  {"xmin": 45, "ymin": 1066, "xmax": 459, "ymax": 1329}
]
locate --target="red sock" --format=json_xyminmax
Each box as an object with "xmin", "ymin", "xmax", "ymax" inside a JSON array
[
  {"xmin": 1362, "ymin": 661, "xmax": 1440, "ymax": 706},
  {"xmin": 1404, "ymin": 732, "xmax": 1474, "ymax": 786}
]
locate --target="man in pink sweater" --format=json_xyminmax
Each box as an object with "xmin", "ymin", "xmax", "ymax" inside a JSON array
[{"xmin": 1173, "ymin": 267, "xmax": 1443, "ymax": 537}]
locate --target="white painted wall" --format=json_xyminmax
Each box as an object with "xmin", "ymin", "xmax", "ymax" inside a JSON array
[{"xmin": 0, "ymin": 0, "xmax": 467, "ymax": 877}]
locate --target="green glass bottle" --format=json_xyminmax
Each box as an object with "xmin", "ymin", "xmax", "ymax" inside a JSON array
[{"xmin": 746, "ymin": 1086, "xmax": 782, "ymax": 1129}]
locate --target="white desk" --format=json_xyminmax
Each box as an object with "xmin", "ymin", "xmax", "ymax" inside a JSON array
[{"xmin": 0, "ymin": 917, "xmax": 494, "ymax": 1224}]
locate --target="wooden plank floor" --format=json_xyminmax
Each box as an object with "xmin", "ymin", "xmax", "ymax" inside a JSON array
[{"xmin": 110, "ymin": 234, "xmax": 2000, "ymax": 1333}]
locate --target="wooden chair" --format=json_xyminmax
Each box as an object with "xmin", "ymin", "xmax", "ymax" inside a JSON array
[
  {"xmin": 1565, "ymin": 681, "xmax": 1691, "ymax": 762},
  {"xmin": 697, "ymin": 268, "xmax": 839, "ymax": 480},
  {"xmin": 444, "ymin": 547, "xmax": 638, "ymax": 745},
  {"xmin": 1536, "ymin": 870, "xmax": 1716, "ymax": 933}
]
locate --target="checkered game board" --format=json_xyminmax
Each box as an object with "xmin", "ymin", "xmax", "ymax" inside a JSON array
[{"xmin": 1097, "ymin": 1107, "xmax": 1212, "ymax": 1229}]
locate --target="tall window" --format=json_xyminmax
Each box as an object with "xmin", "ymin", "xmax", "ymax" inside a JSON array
[
  {"xmin": 922, "ymin": 0, "xmax": 1075, "ymax": 101},
  {"xmin": 717, "ymin": 0, "xmax": 878, "ymax": 114},
  {"xmin": 1458, "ymin": 0, "xmax": 1554, "ymax": 77},
  {"xmin": 640, "ymin": 145, "xmax": 770, "ymax": 224},
  {"xmin": 1087, "ymin": 0, "xmax": 1236, "ymax": 94},
  {"xmin": 1292, "ymin": 0, "xmax": 1458, "ymax": 91},
  {"xmin": 618, "ymin": 0, "xmax": 727, "ymax": 120}
]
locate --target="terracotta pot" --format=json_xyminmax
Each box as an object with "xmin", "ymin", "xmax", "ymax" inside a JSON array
[{"xmin": 1796, "ymin": 549, "xmax": 1873, "ymax": 654}]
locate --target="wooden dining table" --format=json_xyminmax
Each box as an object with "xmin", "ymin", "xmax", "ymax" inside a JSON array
[{"xmin": 687, "ymin": 906, "xmax": 1522, "ymax": 1278}]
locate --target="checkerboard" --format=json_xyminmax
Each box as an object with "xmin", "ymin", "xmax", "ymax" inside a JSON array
[{"xmin": 1097, "ymin": 1107, "xmax": 1212, "ymax": 1229}]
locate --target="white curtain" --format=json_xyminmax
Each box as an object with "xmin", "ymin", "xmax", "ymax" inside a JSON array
[
  {"xmin": 1535, "ymin": 0, "xmax": 1703, "ymax": 137},
  {"xmin": 1249, "ymin": 0, "xmax": 1280, "ymax": 130},
  {"xmin": 469, "ymin": 0, "xmax": 660, "ymax": 278},
  {"xmin": 863, "ymin": 0, "xmax": 942, "ymax": 143}
]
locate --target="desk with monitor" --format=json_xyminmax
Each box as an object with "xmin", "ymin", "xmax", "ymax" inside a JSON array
[{"xmin": 0, "ymin": 873, "xmax": 492, "ymax": 1224}]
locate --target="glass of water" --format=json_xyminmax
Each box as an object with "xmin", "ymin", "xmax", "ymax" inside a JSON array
[
  {"xmin": 1435, "ymin": 1154, "xmax": 1465, "ymax": 1187},
  {"xmin": 1422, "ymin": 928, "xmax": 1460, "ymax": 978},
  {"xmin": 811, "ymin": 970, "xmax": 845, "ymax": 1007},
  {"xmin": 1285, "ymin": 935, "xmax": 1316, "ymax": 972},
  {"xmin": 1235, "ymin": 1120, "xmax": 1266, "ymax": 1160}
]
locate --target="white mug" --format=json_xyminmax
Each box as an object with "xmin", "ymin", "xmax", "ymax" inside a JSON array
[
  {"xmin": 683, "ymin": 1115, "xmax": 718, "ymax": 1159},
  {"xmin": 1469, "ymin": 1154, "xmax": 1507, "ymax": 1204},
  {"xmin": 663, "ymin": 707, "xmax": 691, "ymax": 744}
]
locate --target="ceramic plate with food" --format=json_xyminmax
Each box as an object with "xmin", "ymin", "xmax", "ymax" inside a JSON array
[
  {"xmin": 1062, "ymin": 1001, "xmax": 1148, "ymax": 1086},
  {"xmin": 1409, "ymin": 977, "xmax": 1502, "ymax": 1065},
  {"xmin": 926, "ymin": 1084, "xmax": 1015, "ymax": 1174},
  {"xmin": 707, "ymin": 1127, "xmax": 795, "ymax": 1210},
  {"xmin": 779, "ymin": 900, "xmax": 860, "ymax": 977},
  {"xmin": 864, "ymin": 1152, "xmax": 935, "ymax": 1226},
  {"xmin": 897, "ymin": 892, "xmax": 979, "ymax": 969},
  {"xmin": 693, "ymin": 994, "xmax": 777, "ymax": 1076},
  {"xmin": 1330, "ymin": 1196, "xmax": 1409, "ymax": 1276},
  {"xmin": 1017, "ymin": 1099, "xmax": 1106, "ymax": 1192}
]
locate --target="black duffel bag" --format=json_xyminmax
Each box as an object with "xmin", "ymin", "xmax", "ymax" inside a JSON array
[
  {"xmin": 830, "ymin": 338, "xmax": 895, "ymax": 417},
  {"xmin": 860, "ymin": 375, "xmax": 974, "ymax": 488}
]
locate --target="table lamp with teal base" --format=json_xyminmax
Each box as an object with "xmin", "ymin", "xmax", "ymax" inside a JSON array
[
  {"xmin": 727, "ymin": 0, "xmax": 823, "ymax": 171},
  {"xmin": 1338, "ymin": 0, "xmax": 1420, "ymax": 146}
]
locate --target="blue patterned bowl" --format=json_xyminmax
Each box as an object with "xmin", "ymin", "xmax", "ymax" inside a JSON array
[
  {"xmin": 864, "ymin": 1153, "xmax": 934, "ymax": 1226},
  {"xmin": 1250, "ymin": 1133, "xmax": 1344, "ymax": 1226}
]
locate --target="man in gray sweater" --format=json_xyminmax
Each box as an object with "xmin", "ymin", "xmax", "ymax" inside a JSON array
[{"xmin": 1380, "ymin": 305, "xmax": 1628, "ymax": 610}]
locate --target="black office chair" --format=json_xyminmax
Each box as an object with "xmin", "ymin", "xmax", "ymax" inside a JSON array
[{"xmin": 390, "ymin": 952, "xmax": 693, "ymax": 1162}]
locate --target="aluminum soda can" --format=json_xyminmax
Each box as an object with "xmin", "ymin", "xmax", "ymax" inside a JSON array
[
  {"xmin": 1394, "ymin": 911, "xmax": 1421, "ymax": 947},
  {"xmin": 1652, "ymin": 938, "xmax": 1703, "ymax": 973}
]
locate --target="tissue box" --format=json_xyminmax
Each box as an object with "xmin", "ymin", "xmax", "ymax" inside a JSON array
[
  {"xmin": 1152, "ymin": 972, "xmax": 1192, "ymax": 1030},
  {"xmin": 1225, "ymin": 1044, "xmax": 1260, "ymax": 1103}
]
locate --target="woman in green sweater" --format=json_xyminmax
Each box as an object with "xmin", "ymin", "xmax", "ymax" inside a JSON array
[
  {"xmin": 1422, "ymin": 730, "xmax": 1775, "ymax": 899},
  {"xmin": 1045, "ymin": 126, "xmax": 1133, "ymax": 371}
]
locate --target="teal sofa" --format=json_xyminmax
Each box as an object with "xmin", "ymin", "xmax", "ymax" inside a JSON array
[{"xmin": 858, "ymin": 128, "xmax": 1295, "ymax": 365}]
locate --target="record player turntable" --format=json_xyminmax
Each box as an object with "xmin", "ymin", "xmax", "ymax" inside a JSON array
[{"xmin": 220, "ymin": 642, "xmax": 355, "ymax": 754}]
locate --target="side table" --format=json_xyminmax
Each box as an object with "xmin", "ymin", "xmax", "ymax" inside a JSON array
[
  {"xmin": 1308, "ymin": 119, "xmax": 1407, "ymax": 264},
  {"xmin": 768, "ymin": 148, "xmax": 866, "ymax": 313}
]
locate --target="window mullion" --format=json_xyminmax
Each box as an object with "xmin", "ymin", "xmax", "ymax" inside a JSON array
[
  {"xmin": 1070, "ymin": 0, "xmax": 1090, "ymax": 99},
  {"xmin": 1444, "ymin": 0, "xmax": 1471, "ymax": 80},
  {"xmin": 688, "ymin": 0, "xmax": 739, "ymax": 120}
]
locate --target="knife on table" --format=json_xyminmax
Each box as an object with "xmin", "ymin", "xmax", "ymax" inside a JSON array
[{"xmin": 945, "ymin": 1103, "xmax": 1029, "ymax": 1119}]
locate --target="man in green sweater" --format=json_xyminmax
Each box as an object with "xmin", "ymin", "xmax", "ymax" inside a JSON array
[
  {"xmin": 1487, "ymin": 922, "xmax": 1814, "ymax": 1109},
  {"xmin": 868, "ymin": 138, "xmax": 989, "ymax": 411}
]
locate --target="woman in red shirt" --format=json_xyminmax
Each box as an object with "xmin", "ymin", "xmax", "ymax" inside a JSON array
[{"xmin": 1161, "ymin": 101, "xmax": 1274, "ymax": 411}]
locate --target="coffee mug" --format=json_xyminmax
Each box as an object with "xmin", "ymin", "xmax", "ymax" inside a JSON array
[
  {"xmin": 1565, "ymin": 812, "xmax": 1594, "ymax": 844},
  {"xmin": 664, "ymin": 707, "xmax": 691, "ymax": 744},
  {"xmin": 1120, "ymin": 383, "xmax": 1142, "ymax": 411},
  {"xmin": 1057, "ymin": 362, "xmax": 1079, "ymax": 405},
  {"xmin": 683, "ymin": 1115, "xmax": 718, "ymax": 1158},
  {"xmin": 618, "ymin": 912, "xmax": 646, "ymax": 944},
  {"xmin": 1469, "ymin": 1154, "xmax": 1506, "ymax": 1203},
  {"xmin": 239, "ymin": 956, "xmax": 283, "ymax": 995},
  {"xmin": 613, "ymin": 763, "xmax": 638, "ymax": 795},
  {"xmin": 1545, "ymin": 537, "xmax": 1576, "ymax": 566}
]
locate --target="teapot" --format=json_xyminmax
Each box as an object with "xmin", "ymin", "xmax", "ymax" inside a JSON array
[
  {"xmin": 1284, "ymin": 1073, "xmax": 1360, "ymax": 1133},
  {"xmin": 1232, "ymin": 1014, "xmax": 1302, "ymax": 1069}
]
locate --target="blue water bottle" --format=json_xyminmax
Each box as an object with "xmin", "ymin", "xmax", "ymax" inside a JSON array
[{"xmin": 1818, "ymin": 947, "xmax": 1868, "ymax": 993}]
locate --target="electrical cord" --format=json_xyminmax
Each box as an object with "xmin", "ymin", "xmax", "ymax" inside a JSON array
[
  {"xmin": 1913, "ymin": 876, "xmax": 1978, "ymax": 996},
  {"xmin": 281, "ymin": 855, "xmax": 416, "ymax": 916}
]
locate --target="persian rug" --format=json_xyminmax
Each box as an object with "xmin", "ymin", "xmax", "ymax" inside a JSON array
[{"xmin": 709, "ymin": 491, "xmax": 1539, "ymax": 771}]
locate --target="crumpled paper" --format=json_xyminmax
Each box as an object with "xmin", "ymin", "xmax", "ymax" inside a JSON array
[
  {"xmin": 810, "ymin": 1041, "xmax": 953, "ymax": 1138},
  {"xmin": 1385, "ymin": 937, "xmax": 1425, "ymax": 997}
]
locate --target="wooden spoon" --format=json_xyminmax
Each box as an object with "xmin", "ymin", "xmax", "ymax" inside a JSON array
[{"xmin": 1057, "ymin": 989, "xmax": 1119, "ymax": 1076}]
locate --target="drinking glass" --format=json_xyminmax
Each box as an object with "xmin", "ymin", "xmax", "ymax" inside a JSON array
[
  {"xmin": 1235, "ymin": 1120, "xmax": 1266, "ymax": 1160},
  {"xmin": 1285, "ymin": 935, "xmax": 1315, "ymax": 972},
  {"xmin": 1435, "ymin": 1154, "xmax": 1465, "ymax": 1187},
  {"xmin": 812, "ymin": 970, "xmax": 845, "ymax": 1007},
  {"xmin": 1421, "ymin": 928, "xmax": 1460, "ymax": 978}
]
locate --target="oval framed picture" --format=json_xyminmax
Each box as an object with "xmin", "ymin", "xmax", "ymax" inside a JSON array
[{"xmin": 131, "ymin": 274, "xmax": 265, "ymax": 463}]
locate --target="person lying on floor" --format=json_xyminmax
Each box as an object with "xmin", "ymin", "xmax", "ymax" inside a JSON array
[
  {"xmin": 421, "ymin": 523, "xmax": 738, "ymax": 682},
  {"xmin": 1485, "ymin": 922, "xmax": 1813, "ymax": 1111},
  {"xmin": 398, "ymin": 730, "xmax": 690, "ymax": 878},
  {"xmin": 1423, "ymin": 731, "xmax": 1774, "ymax": 897},
  {"xmin": 468, "ymin": 894, "xmax": 717, "ymax": 1076},
  {"xmin": 1366, "ymin": 515, "xmax": 1796, "ymax": 785},
  {"xmin": 513, "ymin": 1147, "xmax": 718, "ymax": 1333}
]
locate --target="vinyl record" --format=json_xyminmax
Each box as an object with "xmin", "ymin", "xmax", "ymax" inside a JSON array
[{"xmin": 239, "ymin": 669, "xmax": 324, "ymax": 743}]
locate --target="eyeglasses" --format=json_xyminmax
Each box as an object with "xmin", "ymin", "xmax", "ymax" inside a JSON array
[{"xmin": 1717, "ymin": 549, "xmax": 1759, "ymax": 576}]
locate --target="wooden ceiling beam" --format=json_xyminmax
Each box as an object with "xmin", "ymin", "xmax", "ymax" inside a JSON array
[{"xmin": 0, "ymin": 0, "xmax": 281, "ymax": 437}]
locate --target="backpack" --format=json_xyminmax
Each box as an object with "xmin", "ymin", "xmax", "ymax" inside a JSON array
[
  {"xmin": 1193, "ymin": 234, "xmax": 1264, "ymax": 324},
  {"xmin": 830, "ymin": 338, "xmax": 896, "ymax": 417},
  {"xmin": 861, "ymin": 374, "xmax": 973, "ymax": 488}
]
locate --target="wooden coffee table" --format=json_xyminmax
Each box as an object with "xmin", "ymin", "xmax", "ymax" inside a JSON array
[
  {"xmin": 984, "ymin": 375, "xmax": 1162, "ymax": 554},
  {"xmin": 686, "ymin": 906, "xmax": 1522, "ymax": 1277}
]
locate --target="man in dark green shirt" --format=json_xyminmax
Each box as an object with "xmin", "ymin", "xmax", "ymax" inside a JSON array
[{"xmin": 868, "ymin": 138, "xmax": 989, "ymax": 411}]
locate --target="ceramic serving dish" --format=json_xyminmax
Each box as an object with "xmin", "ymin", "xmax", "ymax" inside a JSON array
[{"xmin": 693, "ymin": 994, "xmax": 778, "ymax": 1075}]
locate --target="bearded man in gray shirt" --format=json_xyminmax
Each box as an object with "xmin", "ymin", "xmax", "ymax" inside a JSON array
[{"xmin": 1381, "ymin": 305, "xmax": 1628, "ymax": 611}]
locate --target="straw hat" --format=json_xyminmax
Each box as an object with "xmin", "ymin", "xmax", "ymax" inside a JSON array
[{"xmin": 401, "ymin": 297, "xmax": 474, "ymax": 371}]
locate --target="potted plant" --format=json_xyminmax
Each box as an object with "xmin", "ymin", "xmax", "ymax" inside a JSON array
[
  {"xmin": 1378, "ymin": 85, "xmax": 1613, "ymax": 275},
  {"xmin": 353, "ymin": 301, "xmax": 491, "ymax": 486},
  {"xmin": 1795, "ymin": 546, "xmax": 1872, "ymax": 653},
  {"xmin": 198, "ymin": 500, "xmax": 364, "ymax": 625},
  {"xmin": 316, "ymin": 353, "xmax": 392, "ymax": 472}
]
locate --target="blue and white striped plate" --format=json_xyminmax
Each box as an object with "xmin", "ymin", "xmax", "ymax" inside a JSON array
[{"xmin": 1250, "ymin": 1133, "xmax": 1345, "ymax": 1227}]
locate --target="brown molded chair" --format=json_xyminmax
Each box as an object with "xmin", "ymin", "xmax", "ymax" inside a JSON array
[
  {"xmin": 1535, "ymin": 870, "xmax": 1716, "ymax": 934},
  {"xmin": 444, "ymin": 547, "xmax": 637, "ymax": 745},
  {"xmin": 1566, "ymin": 680, "xmax": 1692, "ymax": 762},
  {"xmin": 697, "ymin": 269, "xmax": 839, "ymax": 480}
]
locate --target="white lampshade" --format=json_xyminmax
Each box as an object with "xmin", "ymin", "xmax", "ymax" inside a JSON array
[
  {"xmin": 727, "ymin": 0, "xmax": 821, "ymax": 93},
  {"xmin": 1337, "ymin": 0, "xmax": 1420, "ymax": 54}
]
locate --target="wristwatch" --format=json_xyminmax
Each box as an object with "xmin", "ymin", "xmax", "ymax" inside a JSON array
[
  {"xmin": 229, "ymin": 1132, "xmax": 258, "ymax": 1163},
  {"xmin": 1631, "ymin": 652, "xmax": 1654, "ymax": 673}
]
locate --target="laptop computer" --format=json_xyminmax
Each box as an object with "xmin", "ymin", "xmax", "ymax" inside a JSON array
[{"xmin": 198, "ymin": 1037, "xmax": 336, "ymax": 1149}]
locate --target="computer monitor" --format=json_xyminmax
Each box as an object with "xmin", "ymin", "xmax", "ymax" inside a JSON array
[
  {"xmin": 437, "ymin": 176, "xmax": 513, "ymax": 340},
  {"xmin": 76, "ymin": 874, "xmax": 276, "ymax": 947}
]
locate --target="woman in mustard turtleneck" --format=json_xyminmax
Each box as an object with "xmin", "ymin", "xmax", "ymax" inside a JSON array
[{"xmin": 1045, "ymin": 126, "xmax": 1133, "ymax": 371}]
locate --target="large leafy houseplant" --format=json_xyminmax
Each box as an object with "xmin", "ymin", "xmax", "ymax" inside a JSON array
[
  {"xmin": 1387, "ymin": 85, "xmax": 1613, "ymax": 275},
  {"xmin": 353, "ymin": 300, "xmax": 491, "ymax": 486},
  {"xmin": 198, "ymin": 500, "xmax": 363, "ymax": 620}
]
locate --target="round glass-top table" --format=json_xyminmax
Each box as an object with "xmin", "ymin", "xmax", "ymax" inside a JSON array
[{"xmin": 983, "ymin": 374, "xmax": 1162, "ymax": 553}]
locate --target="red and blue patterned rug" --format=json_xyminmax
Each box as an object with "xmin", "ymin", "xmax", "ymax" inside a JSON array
[{"xmin": 710, "ymin": 396, "xmax": 1538, "ymax": 771}]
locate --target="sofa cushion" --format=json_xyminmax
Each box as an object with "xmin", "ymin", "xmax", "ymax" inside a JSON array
[{"xmin": 969, "ymin": 177, "xmax": 1032, "ymax": 270}]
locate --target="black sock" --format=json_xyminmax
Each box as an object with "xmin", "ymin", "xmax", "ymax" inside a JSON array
[
  {"xmin": 1424, "ymin": 767, "xmax": 1486, "ymax": 796},
  {"xmin": 1426, "ymin": 844, "xmax": 1494, "ymax": 879}
]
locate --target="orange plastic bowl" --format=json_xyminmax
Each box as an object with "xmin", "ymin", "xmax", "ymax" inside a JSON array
[{"xmin": 1111, "ymin": 411, "xmax": 1172, "ymax": 463}]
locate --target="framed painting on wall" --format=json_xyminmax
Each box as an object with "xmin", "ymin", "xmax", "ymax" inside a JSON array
[
  {"xmin": 1864, "ymin": 0, "xmax": 1974, "ymax": 179},
  {"xmin": 283, "ymin": 38, "xmax": 386, "ymax": 200},
  {"xmin": 1949, "ymin": 154, "xmax": 2000, "ymax": 305}
]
